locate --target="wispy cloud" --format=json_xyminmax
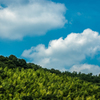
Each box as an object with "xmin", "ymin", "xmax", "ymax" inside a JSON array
[
  {"xmin": 0, "ymin": 0, "xmax": 67, "ymax": 40},
  {"xmin": 77, "ymin": 12, "xmax": 82, "ymax": 16},
  {"xmin": 0, "ymin": 6, "xmax": 3, "ymax": 9},
  {"xmin": 22, "ymin": 29, "xmax": 100, "ymax": 75}
]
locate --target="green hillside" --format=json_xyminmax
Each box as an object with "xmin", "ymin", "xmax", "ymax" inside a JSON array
[{"xmin": 0, "ymin": 55, "xmax": 100, "ymax": 100}]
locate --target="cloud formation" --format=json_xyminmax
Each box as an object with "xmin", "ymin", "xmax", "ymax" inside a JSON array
[
  {"xmin": 22, "ymin": 28, "xmax": 100, "ymax": 75},
  {"xmin": 0, "ymin": 0, "xmax": 67, "ymax": 40},
  {"xmin": 69, "ymin": 64, "xmax": 100, "ymax": 76}
]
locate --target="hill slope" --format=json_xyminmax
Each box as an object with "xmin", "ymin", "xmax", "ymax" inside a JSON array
[{"xmin": 0, "ymin": 55, "xmax": 100, "ymax": 100}]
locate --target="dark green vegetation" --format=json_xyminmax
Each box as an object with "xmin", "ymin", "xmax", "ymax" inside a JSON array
[{"xmin": 0, "ymin": 55, "xmax": 100, "ymax": 100}]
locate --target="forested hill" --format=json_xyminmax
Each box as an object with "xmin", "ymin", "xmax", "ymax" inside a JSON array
[
  {"xmin": 0, "ymin": 55, "xmax": 100, "ymax": 99},
  {"xmin": 0, "ymin": 55, "xmax": 100, "ymax": 85}
]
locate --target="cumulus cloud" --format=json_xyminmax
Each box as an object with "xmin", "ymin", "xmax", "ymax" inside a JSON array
[
  {"xmin": 0, "ymin": 0, "xmax": 67, "ymax": 40},
  {"xmin": 22, "ymin": 28, "xmax": 100, "ymax": 73},
  {"xmin": 69, "ymin": 64, "xmax": 100, "ymax": 76}
]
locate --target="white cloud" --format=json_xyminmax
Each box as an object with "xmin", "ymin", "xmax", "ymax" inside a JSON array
[
  {"xmin": 22, "ymin": 28, "xmax": 100, "ymax": 74},
  {"xmin": 69, "ymin": 64, "xmax": 100, "ymax": 76},
  {"xmin": 0, "ymin": 0, "xmax": 67, "ymax": 40}
]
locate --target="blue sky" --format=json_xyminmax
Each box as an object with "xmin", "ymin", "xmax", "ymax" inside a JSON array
[{"xmin": 0, "ymin": 0, "xmax": 100, "ymax": 75}]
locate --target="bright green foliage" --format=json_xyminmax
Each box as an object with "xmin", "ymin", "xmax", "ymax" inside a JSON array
[
  {"xmin": 0, "ymin": 67, "xmax": 100, "ymax": 100},
  {"xmin": 0, "ymin": 55, "xmax": 100, "ymax": 100}
]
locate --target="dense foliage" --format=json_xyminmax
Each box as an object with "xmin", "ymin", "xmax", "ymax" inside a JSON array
[{"xmin": 0, "ymin": 55, "xmax": 100, "ymax": 100}]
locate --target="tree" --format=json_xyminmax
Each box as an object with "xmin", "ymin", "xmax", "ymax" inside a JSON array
[
  {"xmin": 9, "ymin": 55, "xmax": 17, "ymax": 61},
  {"xmin": 0, "ymin": 55, "xmax": 8, "ymax": 62}
]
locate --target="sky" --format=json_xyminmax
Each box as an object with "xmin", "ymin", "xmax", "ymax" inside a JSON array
[{"xmin": 0, "ymin": 0, "xmax": 100, "ymax": 76}]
